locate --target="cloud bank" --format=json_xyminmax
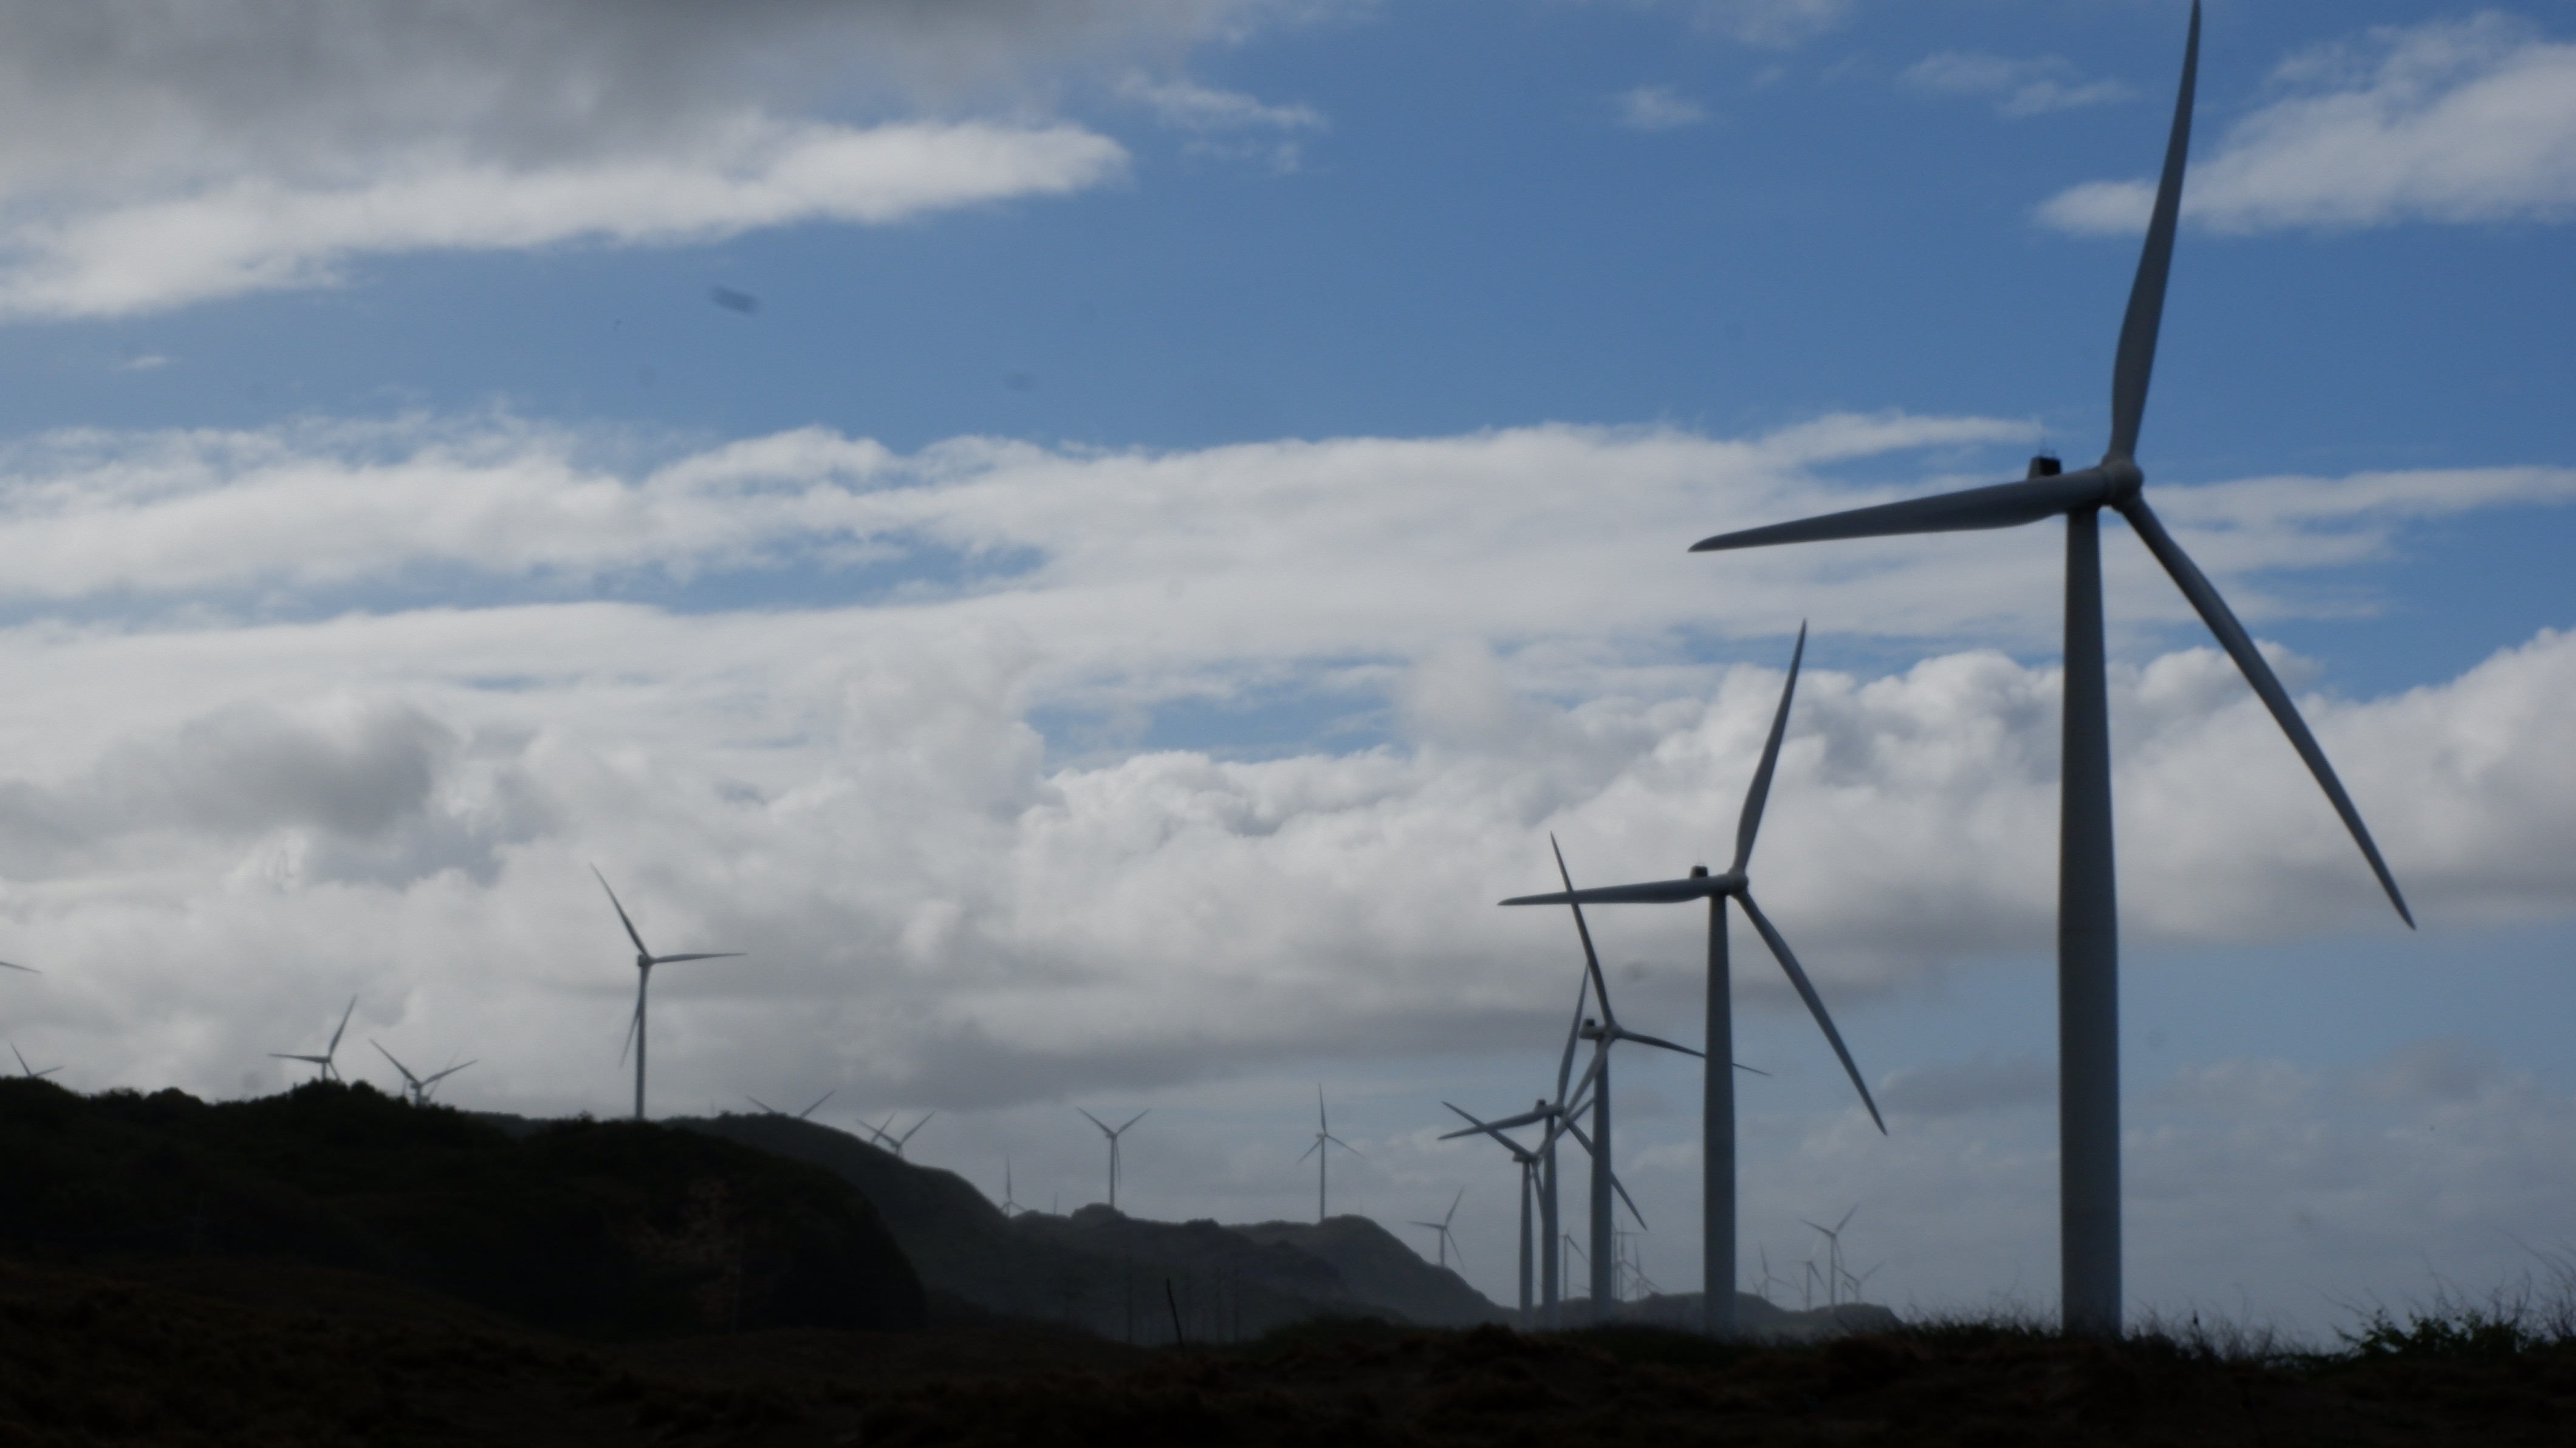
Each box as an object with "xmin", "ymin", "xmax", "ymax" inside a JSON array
[{"xmin": 2044, "ymin": 13, "xmax": 2576, "ymax": 234}]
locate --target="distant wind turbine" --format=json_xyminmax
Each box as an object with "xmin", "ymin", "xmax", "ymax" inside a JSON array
[
  {"xmin": 1297, "ymin": 1085, "xmax": 1360, "ymax": 1222},
  {"xmin": 1504, "ymin": 627, "xmax": 1883, "ymax": 1338},
  {"xmin": 1800, "ymin": 1207, "xmax": 1858, "ymax": 1309},
  {"xmin": 1409, "ymin": 1187, "xmax": 1467, "ymax": 1271},
  {"xmin": 10, "ymin": 1041, "xmax": 58, "ymax": 1081},
  {"xmin": 1000, "ymin": 1158, "xmax": 1022, "ymax": 1217},
  {"xmin": 747, "ymin": 1090, "xmax": 835, "ymax": 1120},
  {"xmin": 1444, "ymin": 1102, "xmax": 1541, "ymax": 1328},
  {"xmin": 594, "ymin": 866, "xmax": 744, "ymax": 1122},
  {"xmin": 1684, "ymin": 4, "xmax": 2408, "ymax": 1337},
  {"xmin": 866, "ymin": 1112, "xmax": 935, "ymax": 1157},
  {"xmin": 270, "ymin": 996, "xmax": 357, "ymax": 1083},
  {"xmin": 371, "ymin": 1040, "xmax": 474, "ymax": 1106},
  {"xmin": 1078, "ymin": 1108, "xmax": 1148, "ymax": 1212}
]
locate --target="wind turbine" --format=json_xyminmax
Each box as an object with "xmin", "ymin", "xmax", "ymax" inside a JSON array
[
  {"xmin": 1800, "ymin": 1207, "xmax": 1858, "ymax": 1308},
  {"xmin": 1297, "ymin": 1085, "xmax": 1361, "ymax": 1222},
  {"xmin": 10, "ymin": 1042, "xmax": 58, "ymax": 1081},
  {"xmin": 866, "ymin": 1111, "xmax": 936, "ymax": 1157},
  {"xmin": 1504, "ymin": 839, "xmax": 1716, "ymax": 1318},
  {"xmin": 1685, "ymin": 2, "xmax": 2408, "ymax": 1336},
  {"xmin": 1503, "ymin": 628, "xmax": 1884, "ymax": 1338},
  {"xmin": 270, "ymin": 996, "xmax": 358, "ymax": 1083},
  {"xmin": 1445, "ymin": 1102, "xmax": 1541, "ymax": 1328},
  {"xmin": 747, "ymin": 1090, "xmax": 835, "ymax": 1119},
  {"xmin": 1408, "ymin": 1187, "xmax": 1466, "ymax": 1271},
  {"xmin": 371, "ymin": 1040, "xmax": 474, "ymax": 1106},
  {"xmin": 1078, "ymin": 1108, "xmax": 1148, "ymax": 1211},
  {"xmin": 1000, "ymin": 1158, "xmax": 1022, "ymax": 1217},
  {"xmin": 594, "ymin": 866, "xmax": 744, "ymax": 1122}
]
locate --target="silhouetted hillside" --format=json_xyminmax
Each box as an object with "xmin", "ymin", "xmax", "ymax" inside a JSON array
[
  {"xmin": 683, "ymin": 1113, "xmax": 1512, "ymax": 1339},
  {"xmin": 0, "ymin": 1077, "xmax": 923, "ymax": 1336}
]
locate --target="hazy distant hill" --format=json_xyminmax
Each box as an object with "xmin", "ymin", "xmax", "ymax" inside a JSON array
[
  {"xmin": 683, "ymin": 1113, "xmax": 1511, "ymax": 1340},
  {"xmin": 0, "ymin": 1078, "xmax": 923, "ymax": 1337}
]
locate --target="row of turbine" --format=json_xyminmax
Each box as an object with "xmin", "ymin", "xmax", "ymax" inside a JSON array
[{"xmin": 1439, "ymin": 1, "xmax": 2407, "ymax": 1337}]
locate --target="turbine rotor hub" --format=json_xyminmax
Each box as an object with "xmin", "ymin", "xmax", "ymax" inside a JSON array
[{"xmin": 2098, "ymin": 457, "xmax": 2145, "ymax": 505}]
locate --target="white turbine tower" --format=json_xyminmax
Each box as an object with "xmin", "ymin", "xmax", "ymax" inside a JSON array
[
  {"xmin": 1409, "ymin": 1187, "xmax": 1467, "ymax": 1271},
  {"xmin": 1078, "ymin": 1108, "xmax": 1148, "ymax": 1211},
  {"xmin": 1298, "ymin": 1085, "xmax": 1361, "ymax": 1221},
  {"xmin": 270, "ymin": 997, "xmax": 358, "ymax": 1083},
  {"xmin": 594, "ymin": 866, "xmax": 744, "ymax": 1122}
]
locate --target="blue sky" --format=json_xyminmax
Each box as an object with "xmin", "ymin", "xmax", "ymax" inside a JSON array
[{"xmin": 0, "ymin": 0, "xmax": 2571, "ymax": 1334}]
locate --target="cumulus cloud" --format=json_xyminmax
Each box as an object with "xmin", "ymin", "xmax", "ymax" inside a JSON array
[
  {"xmin": 1903, "ymin": 52, "xmax": 2133, "ymax": 118},
  {"xmin": 2043, "ymin": 12, "xmax": 2576, "ymax": 234},
  {"xmin": 1614, "ymin": 86, "xmax": 1711, "ymax": 131},
  {"xmin": 0, "ymin": 1, "xmax": 1301, "ymax": 316}
]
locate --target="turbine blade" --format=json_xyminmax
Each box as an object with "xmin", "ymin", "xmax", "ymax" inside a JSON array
[
  {"xmin": 748, "ymin": 1096, "xmax": 780, "ymax": 1115},
  {"xmin": 800, "ymin": 1090, "xmax": 835, "ymax": 1119},
  {"xmin": 327, "ymin": 997, "xmax": 357, "ymax": 1055},
  {"xmin": 899, "ymin": 1111, "xmax": 936, "ymax": 1145},
  {"xmin": 2119, "ymin": 496, "xmax": 2414, "ymax": 926},
  {"xmin": 1118, "ymin": 1109, "xmax": 1150, "ymax": 1133},
  {"xmin": 1078, "ymin": 1107, "xmax": 1111, "ymax": 1135},
  {"xmin": 1504, "ymin": 878, "xmax": 1724, "ymax": 907},
  {"xmin": 1555, "ymin": 973, "xmax": 1587, "ymax": 1104},
  {"xmin": 1733, "ymin": 1061, "xmax": 1773, "ymax": 1077},
  {"xmin": 371, "ymin": 1039, "xmax": 420, "ymax": 1087},
  {"xmin": 0, "ymin": 958, "xmax": 36, "ymax": 972},
  {"xmin": 618, "ymin": 991, "xmax": 642, "ymax": 1066},
  {"xmin": 1733, "ymin": 623, "xmax": 1807, "ymax": 875},
  {"xmin": 424, "ymin": 1060, "xmax": 475, "ymax": 1085},
  {"xmin": 1836, "ymin": 1205, "xmax": 1858, "ymax": 1235},
  {"xmin": 1324, "ymin": 1134, "xmax": 1359, "ymax": 1154},
  {"xmin": 1547, "ymin": 836, "xmax": 1617, "ymax": 1024},
  {"xmin": 10, "ymin": 1042, "xmax": 32, "ymax": 1076},
  {"xmin": 1445, "ymin": 1184, "xmax": 1465, "ymax": 1227},
  {"xmin": 2108, "ymin": 0, "xmax": 2201, "ymax": 463},
  {"xmin": 1738, "ymin": 890, "xmax": 1888, "ymax": 1133},
  {"xmin": 1298, "ymin": 1139, "xmax": 1323, "ymax": 1163},
  {"xmin": 649, "ymin": 952, "xmax": 744, "ymax": 965},
  {"xmin": 592, "ymin": 865, "xmax": 651, "ymax": 956},
  {"xmin": 1612, "ymin": 1028, "xmax": 1706, "ymax": 1060},
  {"xmin": 1317, "ymin": 1082, "xmax": 1327, "ymax": 1132},
  {"xmin": 1609, "ymin": 1171, "xmax": 1647, "ymax": 1231},
  {"xmin": 1690, "ymin": 470, "xmax": 2109, "ymax": 554}
]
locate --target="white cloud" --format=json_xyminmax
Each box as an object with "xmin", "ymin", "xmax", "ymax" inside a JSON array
[
  {"xmin": 2043, "ymin": 13, "xmax": 2576, "ymax": 234},
  {"xmin": 0, "ymin": 1, "xmax": 1304, "ymax": 317},
  {"xmin": 1615, "ymin": 86, "xmax": 1711, "ymax": 132},
  {"xmin": 1115, "ymin": 75, "xmax": 1323, "ymax": 170},
  {"xmin": 1903, "ymin": 52, "xmax": 2133, "ymax": 118}
]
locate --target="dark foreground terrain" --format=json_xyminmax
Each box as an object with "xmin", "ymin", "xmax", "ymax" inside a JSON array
[{"xmin": 5, "ymin": 1249, "xmax": 2575, "ymax": 1446}]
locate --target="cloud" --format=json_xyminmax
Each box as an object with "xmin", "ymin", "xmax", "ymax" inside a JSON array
[
  {"xmin": 1115, "ymin": 74, "xmax": 1324, "ymax": 171},
  {"xmin": 2042, "ymin": 13, "xmax": 2576, "ymax": 234},
  {"xmin": 1614, "ymin": 86, "xmax": 1711, "ymax": 132},
  {"xmin": 1903, "ymin": 52, "xmax": 2133, "ymax": 118},
  {"xmin": 0, "ymin": 1, "xmax": 1302, "ymax": 317}
]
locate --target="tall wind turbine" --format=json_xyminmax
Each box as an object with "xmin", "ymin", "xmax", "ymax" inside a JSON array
[
  {"xmin": 1450, "ymin": 975, "xmax": 1601, "ymax": 1328},
  {"xmin": 594, "ymin": 866, "xmax": 744, "ymax": 1122},
  {"xmin": 1685, "ymin": 2, "xmax": 2408, "ymax": 1336},
  {"xmin": 372, "ymin": 1040, "xmax": 474, "ymax": 1106},
  {"xmin": 1503, "ymin": 628, "xmax": 1884, "ymax": 1337},
  {"xmin": 1512, "ymin": 839, "xmax": 1707, "ymax": 1314},
  {"xmin": 1298, "ymin": 1085, "xmax": 1361, "ymax": 1221},
  {"xmin": 1445, "ymin": 1102, "xmax": 1541, "ymax": 1327},
  {"xmin": 1409, "ymin": 1187, "xmax": 1466, "ymax": 1271},
  {"xmin": 1079, "ymin": 1108, "xmax": 1148, "ymax": 1211},
  {"xmin": 10, "ymin": 1042, "xmax": 58, "ymax": 1081},
  {"xmin": 270, "ymin": 996, "xmax": 358, "ymax": 1083}
]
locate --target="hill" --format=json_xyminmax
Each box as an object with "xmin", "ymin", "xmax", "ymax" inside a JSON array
[
  {"xmin": 682, "ymin": 1112, "xmax": 1510, "ymax": 1337},
  {"xmin": 0, "ymin": 1077, "xmax": 923, "ymax": 1337}
]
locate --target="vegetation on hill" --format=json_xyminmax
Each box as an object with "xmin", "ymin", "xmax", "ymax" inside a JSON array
[{"xmin": 0, "ymin": 1077, "xmax": 923, "ymax": 1337}]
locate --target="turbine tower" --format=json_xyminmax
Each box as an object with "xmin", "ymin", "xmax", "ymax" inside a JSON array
[
  {"xmin": 1408, "ymin": 1187, "xmax": 1466, "ymax": 1271},
  {"xmin": 1509, "ymin": 841, "xmax": 1708, "ymax": 1315},
  {"xmin": 594, "ymin": 866, "xmax": 744, "ymax": 1122},
  {"xmin": 1445, "ymin": 1102, "xmax": 1541, "ymax": 1328},
  {"xmin": 1686, "ymin": 2, "xmax": 2408, "ymax": 1336},
  {"xmin": 270, "ymin": 996, "xmax": 358, "ymax": 1083},
  {"xmin": 1502, "ymin": 627, "xmax": 1885, "ymax": 1338},
  {"xmin": 1297, "ymin": 1085, "xmax": 1360, "ymax": 1221},
  {"xmin": 1079, "ymin": 1108, "xmax": 1148, "ymax": 1211}
]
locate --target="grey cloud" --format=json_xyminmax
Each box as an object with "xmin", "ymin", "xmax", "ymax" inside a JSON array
[{"xmin": 1877, "ymin": 1051, "xmax": 2051, "ymax": 1118}]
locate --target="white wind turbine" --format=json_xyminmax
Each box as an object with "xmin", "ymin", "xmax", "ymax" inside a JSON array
[
  {"xmin": 1444, "ymin": 1102, "xmax": 1541, "ymax": 1328},
  {"xmin": 11, "ymin": 1042, "xmax": 59, "ymax": 1081},
  {"xmin": 270, "ymin": 997, "xmax": 358, "ymax": 1083},
  {"xmin": 372, "ymin": 1040, "xmax": 474, "ymax": 1106},
  {"xmin": 1409, "ymin": 1187, "xmax": 1467, "ymax": 1271},
  {"xmin": 1801, "ymin": 1206, "xmax": 1858, "ymax": 1308},
  {"xmin": 1298, "ymin": 1085, "xmax": 1361, "ymax": 1222},
  {"xmin": 594, "ymin": 866, "xmax": 744, "ymax": 1122},
  {"xmin": 1078, "ymin": 1108, "xmax": 1148, "ymax": 1211},
  {"xmin": 1000, "ymin": 1158, "xmax": 1023, "ymax": 1217}
]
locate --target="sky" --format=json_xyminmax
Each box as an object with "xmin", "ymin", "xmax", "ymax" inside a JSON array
[{"xmin": 0, "ymin": 0, "xmax": 2571, "ymax": 1338}]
